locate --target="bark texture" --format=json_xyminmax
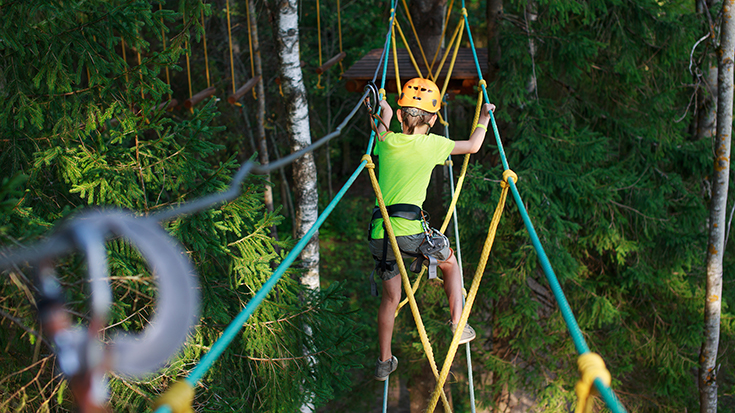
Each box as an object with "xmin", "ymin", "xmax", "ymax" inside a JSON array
[
  {"xmin": 408, "ymin": 0, "xmax": 447, "ymax": 67},
  {"xmin": 699, "ymin": 1, "xmax": 735, "ymax": 411},
  {"xmin": 268, "ymin": 0, "xmax": 320, "ymax": 291},
  {"xmin": 524, "ymin": 1, "xmax": 538, "ymax": 99},
  {"xmin": 697, "ymin": 56, "xmax": 718, "ymax": 142}
]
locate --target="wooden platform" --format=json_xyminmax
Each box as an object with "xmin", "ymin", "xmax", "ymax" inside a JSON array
[{"xmin": 343, "ymin": 47, "xmax": 487, "ymax": 96}]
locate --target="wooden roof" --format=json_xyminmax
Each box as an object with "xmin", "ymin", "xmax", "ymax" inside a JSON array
[{"xmin": 343, "ymin": 47, "xmax": 487, "ymax": 96}]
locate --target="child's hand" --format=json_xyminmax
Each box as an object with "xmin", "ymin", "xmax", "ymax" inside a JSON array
[{"xmin": 483, "ymin": 103, "xmax": 496, "ymax": 116}]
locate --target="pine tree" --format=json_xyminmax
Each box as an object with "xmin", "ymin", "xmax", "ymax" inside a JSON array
[{"xmin": 0, "ymin": 1, "xmax": 364, "ymax": 411}]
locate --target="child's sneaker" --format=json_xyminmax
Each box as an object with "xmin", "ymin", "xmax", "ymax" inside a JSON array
[
  {"xmin": 450, "ymin": 322, "xmax": 476, "ymax": 344},
  {"xmin": 374, "ymin": 356, "xmax": 398, "ymax": 381}
]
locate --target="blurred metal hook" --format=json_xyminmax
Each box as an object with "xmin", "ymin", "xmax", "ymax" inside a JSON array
[{"xmin": 32, "ymin": 210, "xmax": 199, "ymax": 410}]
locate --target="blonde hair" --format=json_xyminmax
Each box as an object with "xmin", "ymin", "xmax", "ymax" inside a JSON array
[{"xmin": 400, "ymin": 107, "xmax": 433, "ymax": 134}]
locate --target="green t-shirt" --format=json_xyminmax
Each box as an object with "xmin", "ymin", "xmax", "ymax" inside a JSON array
[{"xmin": 371, "ymin": 131, "xmax": 455, "ymax": 239}]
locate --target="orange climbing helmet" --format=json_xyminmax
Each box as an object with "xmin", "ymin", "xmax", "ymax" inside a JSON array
[{"xmin": 397, "ymin": 78, "xmax": 441, "ymax": 113}]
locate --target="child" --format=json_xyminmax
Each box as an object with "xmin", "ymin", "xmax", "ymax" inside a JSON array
[{"xmin": 369, "ymin": 78, "xmax": 496, "ymax": 381}]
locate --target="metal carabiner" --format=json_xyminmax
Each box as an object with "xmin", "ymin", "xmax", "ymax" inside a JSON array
[
  {"xmin": 364, "ymin": 81, "xmax": 380, "ymax": 115},
  {"xmin": 34, "ymin": 210, "xmax": 200, "ymax": 411}
]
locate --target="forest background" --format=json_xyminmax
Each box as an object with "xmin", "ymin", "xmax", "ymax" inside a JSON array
[{"xmin": 1, "ymin": 0, "xmax": 734, "ymax": 412}]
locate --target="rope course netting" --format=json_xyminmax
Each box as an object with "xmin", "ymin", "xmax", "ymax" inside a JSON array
[{"xmin": 0, "ymin": 0, "xmax": 629, "ymax": 412}]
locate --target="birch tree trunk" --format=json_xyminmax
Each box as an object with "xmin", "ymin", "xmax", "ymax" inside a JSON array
[
  {"xmin": 696, "ymin": 0, "xmax": 718, "ymax": 143},
  {"xmin": 268, "ymin": 0, "xmax": 320, "ymax": 292},
  {"xmin": 699, "ymin": 1, "xmax": 735, "ymax": 411},
  {"xmin": 697, "ymin": 57, "xmax": 718, "ymax": 142},
  {"xmin": 524, "ymin": 0, "xmax": 538, "ymax": 99},
  {"xmin": 249, "ymin": 0, "xmax": 279, "ymax": 243}
]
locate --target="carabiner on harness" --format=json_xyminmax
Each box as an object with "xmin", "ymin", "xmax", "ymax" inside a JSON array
[{"xmin": 420, "ymin": 210, "xmax": 435, "ymax": 247}]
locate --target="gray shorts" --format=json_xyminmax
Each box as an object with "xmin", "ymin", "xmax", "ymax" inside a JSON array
[{"xmin": 369, "ymin": 231, "xmax": 452, "ymax": 281}]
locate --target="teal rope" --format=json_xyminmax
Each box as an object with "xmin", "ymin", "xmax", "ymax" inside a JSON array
[
  {"xmin": 459, "ymin": 1, "xmax": 626, "ymax": 412},
  {"xmin": 379, "ymin": 5, "xmax": 398, "ymax": 413},
  {"xmin": 461, "ymin": 9, "xmax": 508, "ymax": 172},
  {"xmin": 154, "ymin": 159, "xmax": 370, "ymax": 413},
  {"xmin": 157, "ymin": 3, "xmax": 398, "ymax": 408},
  {"xmin": 383, "ymin": 378, "xmax": 389, "ymax": 412}
]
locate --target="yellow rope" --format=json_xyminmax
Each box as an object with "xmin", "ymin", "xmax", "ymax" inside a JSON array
[
  {"xmin": 137, "ymin": 49, "xmax": 144, "ymax": 99},
  {"xmin": 184, "ymin": 12, "xmax": 193, "ymax": 113},
  {"xmin": 438, "ymin": 10, "xmax": 466, "ymax": 103},
  {"xmin": 399, "ymin": 0, "xmax": 432, "ymax": 79},
  {"xmin": 393, "ymin": 19, "xmax": 423, "ymax": 79},
  {"xmin": 316, "ymin": 0, "xmax": 324, "ymax": 89},
  {"xmin": 244, "ymin": 0, "xmax": 257, "ymax": 99},
  {"xmin": 430, "ymin": 0, "xmax": 455, "ymax": 70},
  {"xmin": 433, "ymin": 18, "xmax": 463, "ymax": 85},
  {"xmin": 201, "ymin": 9, "xmax": 210, "ymax": 88},
  {"xmin": 363, "ymin": 154, "xmax": 453, "ymax": 413},
  {"xmin": 152, "ymin": 380, "xmax": 195, "ymax": 413},
  {"xmin": 121, "ymin": 38, "xmax": 129, "ymax": 83},
  {"xmin": 160, "ymin": 4, "xmax": 172, "ymax": 101},
  {"xmin": 575, "ymin": 353, "xmax": 612, "ymax": 413},
  {"xmin": 391, "ymin": 20, "xmax": 401, "ymax": 92},
  {"xmin": 226, "ymin": 0, "xmax": 236, "ymax": 95},
  {"xmin": 426, "ymin": 169, "xmax": 516, "ymax": 412},
  {"xmin": 394, "ymin": 82, "xmax": 485, "ymax": 314}
]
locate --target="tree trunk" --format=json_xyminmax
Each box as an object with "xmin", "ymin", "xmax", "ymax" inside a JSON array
[
  {"xmin": 697, "ymin": 56, "xmax": 718, "ymax": 142},
  {"xmin": 486, "ymin": 0, "xmax": 503, "ymax": 81},
  {"xmin": 249, "ymin": 0, "xmax": 279, "ymax": 244},
  {"xmin": 699, "ymin": 1, "xmax": 735, "ymax": 411},
  {"xmin": 524, "ymin": 0, "xmax": 538, "ymax": 99},
  {"xmin": 268, "ymin": 0, "xmax": 320, "ymax": 292},
  {"xmin": 696, "ymin": 0, "xmax": 718, "ymax": 143},
  {"xmin": 408, "ymin": 0, "xmax": 447, "ymax": 68}
]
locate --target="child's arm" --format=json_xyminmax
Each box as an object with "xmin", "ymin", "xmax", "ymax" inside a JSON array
[
  {"xmin": 377, "ymin": 99, "xmax": 394, "ymax": 135},
  {"xmin": 451, "ymin": 103, "xmax": 496, "ymax": 155}
]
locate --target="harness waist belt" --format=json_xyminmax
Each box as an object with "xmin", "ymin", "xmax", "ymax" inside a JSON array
[{"xmin": 371, "ymin": 203, "xmax": 422, "ymax": 222}]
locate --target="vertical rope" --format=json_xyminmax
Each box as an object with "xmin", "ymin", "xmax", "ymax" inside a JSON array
[
  {"xmin": 399, "ymin": 0, "xmax": 432, "ymax": 77},
  {"xmin": 137, "ymin": 49, "xmax": 144, "ymax": 99},
  {"xmin": 121, "ymin": 38, "xmax": 129, "ymax": 83},
  {"xmin": 184, "ymin": 11, "xmax": 193, "ymax": 112},
  {"xmin": 201, "ymin": 8, "xmax": 211, "ymax": 88},
  {"xmin": 159, "ymin": 4, "xmax": 172, "ymax": 101},
  {"xmin": 382, "ymin": 379, "xmax": 389, "ymax": 413},
  {"xmin": 444, "ymin": 102, "xmax": 477, "ymax": 413},
  {"xmin": 391, "ymin": 21, "xmax": 401, "ymax": 92},
  {"xmin": 438, "ymin": 11, "xmax": 465, "ymax": 102},
  {"xmin": 316, "ymin": 0, "xmax": 324, "ymax": 89},
  {"xmin": 366, "ymin": 158, "xmax": 453, "ymax": 412},
  {"xmin": 245, "ymin": 0, "xmax": 256, "ymax": 98},
  {"xmin": 431, "ymin": 0, "xmax": 455, "ymax": 70}
]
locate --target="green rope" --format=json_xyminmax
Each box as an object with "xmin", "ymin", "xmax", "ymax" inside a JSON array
[{"xmin": 459, "ymin": 1, "xmax": 627, "ymax": 412}]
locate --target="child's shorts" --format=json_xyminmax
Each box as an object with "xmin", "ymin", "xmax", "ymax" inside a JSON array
[{"xmin": 368, "ymin": 231, "xmax": 452, "ymax": 281}]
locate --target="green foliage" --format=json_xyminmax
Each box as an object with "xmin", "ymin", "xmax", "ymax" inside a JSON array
[
  {"xmin": 446, "ymin": 0, "xmax": 727, "ymax": 411},
  {"xmin": 1, "ymin": 1, "xmax": 364, "ymax": 412}
]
